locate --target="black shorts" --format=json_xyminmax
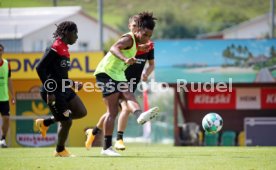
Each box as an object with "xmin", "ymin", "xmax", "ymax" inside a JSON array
[
  {"xmin": 127, "ymin": 78, "xmax": 140, "ymax": 93},
  {"xmin": 96, "ymin": 73, "xmax": 128, "ymax": 97},
  {"xmin": 40, "ymin": 87, "xmax": 76, "ymax": 121},
  {"xmin": 0, "ymin": 101, "xmax": 10, "ymax": 116}
]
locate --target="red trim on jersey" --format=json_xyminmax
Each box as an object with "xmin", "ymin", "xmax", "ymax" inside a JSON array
[
  {"xmin": 51, "ymin": 38, "xmax": 70, "ymax": 58},
  {"xmin": 136, "ymin": 40, "xmax": 154, "ymax": 55},
  {"xmin": 0, "ymin": 59, "xmax": 3, "ymax": 67}
]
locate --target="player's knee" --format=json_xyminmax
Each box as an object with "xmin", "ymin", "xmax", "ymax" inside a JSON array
[
  {"xmin": 80, "ymin": 107, "xmax": 87, "ymax": 118},
  {"xmin": 122, "ymin": 108, "xmax": 131, "ymax": 115},
  {"xmin": 73, "ymin": 105, "xmax": 87, "ymax": 118},
  {"xmin": 123, "ymin": 93, "xmax": 135, "ymax": 101},
  {"xmin": 2, "ymin": 115, "xmax": 10, "ymax": 121}
]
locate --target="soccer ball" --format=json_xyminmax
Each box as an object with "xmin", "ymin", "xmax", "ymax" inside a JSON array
[{"xmin": 202, "ymin": 113, "xmax": 223, "ymax": 134}]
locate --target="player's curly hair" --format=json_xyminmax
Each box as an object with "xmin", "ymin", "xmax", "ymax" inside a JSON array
[
  {"xmin": 129, "ymin": 14, "xmax": 139, "ymax": 23},
  {"xmin": 137, "ymin": 12, "xmax": 157, "ymax": 30},
  {"xmin": 53, "ymin": 21, "xmax": 77, "ymax": 39}
]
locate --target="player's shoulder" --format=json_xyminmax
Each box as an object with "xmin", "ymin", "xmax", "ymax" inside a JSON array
[
  {"xmin": 0, "ymin": 59, "xmax": 10, "ymax": 69},
  {"xmin": 2, "ymin": 58, "xmax": 8, "ymax": 63},
  {"xmin": 122, "ymin": 32, "xmax": 134, "ymax": 38},
  {"xmin": 51, "ymin": 38, "xmax": 69, "ymax": 57}
]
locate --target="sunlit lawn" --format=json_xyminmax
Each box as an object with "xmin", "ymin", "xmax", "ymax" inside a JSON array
[{"xmin": 0, "ymin": 144, "xmax": 276, "ymax": 170}]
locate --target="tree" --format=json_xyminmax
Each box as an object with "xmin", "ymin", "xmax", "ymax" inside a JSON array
[
  {"xmin": 205, "ymin": 8, "xmax": 248, "ymax": 32},
  {"xmin": 118, "ymin": 11, "xmax": 199, "ymax": 39},
  {"xmin": 222, "ymin": 47, "xmax": 231, "ymax": 65},
  {"xmin": 270, "ymin": 46, "xmax": 276, "ymax": 58},
  {"xmin": 152, "ymin": 11, "xmax": 198, "ymax": 39}
]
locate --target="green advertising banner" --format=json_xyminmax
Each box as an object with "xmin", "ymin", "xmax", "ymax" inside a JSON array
[{"xmin": 16, "ymin": 86, "xmax": 57, "ymax": 147}]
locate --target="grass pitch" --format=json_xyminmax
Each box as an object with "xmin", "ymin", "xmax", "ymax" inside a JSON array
[{"xmin": 0, "ymin": 144, "xmax": 275, "ymax": 170}]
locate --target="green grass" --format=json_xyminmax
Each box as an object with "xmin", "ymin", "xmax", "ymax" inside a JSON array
[
  {"xmin": 0, "ymin": 0, "xmax": 50, "ymax": 7},
  {"xmin": 0, "ymin": 144, "xmax": 276, "ymax": 170}
]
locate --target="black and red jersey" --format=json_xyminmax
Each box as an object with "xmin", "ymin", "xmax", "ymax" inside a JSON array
[
  {"xmin": 125, "ymin": 41, "xmax": 154, "ymax": 82},
  {"xmin": 36, "ymin": 38, "xmax": 71, "ymax": 90}
]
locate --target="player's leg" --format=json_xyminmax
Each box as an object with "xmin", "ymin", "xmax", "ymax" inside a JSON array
[
  {"xmin": 53, "ymin": 89, "xmax": 87, "ymax": 156},
  {"xmin": 54, "ymin": 119, "xmax": 74, "ymax": 157},
  {"xmin": 100, "ymin": 92, "xmax": 121, "ymax": 156},
  {"xmin": 118, "ymin": 100, "xmax": 131, "ymax": 134},
  {"xmin": 67, "ymin": 90, "xmax": 87, "ymax": 120},
  {"xmin": 1, "ymin": 116, "xmax": 9, "ymax": 148},
  {"xmin": 38, "ymin": 90, "xmax": 75, "ymax": 157},
  {"xmin": 85, "ymin": 113, "xmax": 106, "ymax": 150},
  {"xmin": 35, "ymin": 90, "xmax": 55, "ymax": 138},
  {"xmin": 122, "ymin": 91, "xmax": 141, "ymax": 112},
  {"xmin": 114, "ymin": 100, "xmax": 131, "ymax": 150},
  {"xmin": 95, "ymin": 73, "xmax": 122, "ymax": 156},
  {"xmin": 0, "ymin": 101, "xmax": 10, "ymax": 148},
  {"xmin": 53, "ymin": 95, "xmax": 75, "ymax": 157},
  {"xmin": 122, "ymin": 91, "xmax": 159, "ymax": 125}
]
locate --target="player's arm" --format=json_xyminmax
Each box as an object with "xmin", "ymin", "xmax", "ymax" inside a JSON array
[
  {"xmin": 36, "ymin": 48, "xmax": 56, "ymax": 85},
  {"xmin": 7, "ymin": 63, "xmax": 15, "ymax": 104},
  {"xmin": 142, "ymin": 59, "xmax": 155, "ymax": 81},
  {"xmin": 110, "ymin": 36, "xmax": 136, "ymax": 65},
  {"xmin": 142, "ymin": 47, "xmax": 155, "ymax": 81},
  {"xmin": 36, "ymin": 48, "xmax": 57, "ymax": 104}
]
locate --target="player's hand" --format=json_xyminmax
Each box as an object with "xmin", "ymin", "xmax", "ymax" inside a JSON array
[
  {"xmin": 47, "ymin": 94, "xmax": 56, "ymax": 106},
  {"xmin": 74, "ymin": 81, "xmax": 83, "ymax": 91},
  {"xmin": 125, "ymin": 57, "xmax": 137, "ymax": 65},
  {"xmin": 11, "ymin": 96, "xmax": 16, "ymax": 105},
  {"xmin": 141, "ymin": 73, "xmax": 148, "ymax": 81}
]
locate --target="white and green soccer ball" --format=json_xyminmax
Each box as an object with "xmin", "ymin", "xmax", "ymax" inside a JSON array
[{"xmin": 202, "ymin": 113, "xmax": 223, "ymax": 134}]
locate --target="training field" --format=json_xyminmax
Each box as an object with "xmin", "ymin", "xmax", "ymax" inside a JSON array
[{"xmin": 0, "ymin": 144, "xmax": 275, "ymax": 170}]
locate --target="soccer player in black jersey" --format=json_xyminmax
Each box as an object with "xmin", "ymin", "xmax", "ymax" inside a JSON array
[
  {"xmin": 35, "ymin": 21, "xmax": 87, "ymax": 157},
  {"xmin": 85, "ymin": 13, "xmax": 157, "ymax": 153}
]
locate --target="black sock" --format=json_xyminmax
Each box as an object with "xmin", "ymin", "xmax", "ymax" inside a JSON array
[
  {"xmin": 1, "ymin": 136, "xmax": 5, "ymax": 140},
  {"xmin": 92, "ymin": 127, "xmax": 101, "ymax": 135},
  {"xmin": 117, "ymin": 131, "xmax": 124, "ymax": 140},
  {"xmin": 134, "ymin": 110, "xmax": 142, "ymax": 118},
  {"xmin": 104, "ymin": 136, "xmax": 112, "ymax": 150},
  {"xmin": 44, "ymin": 117, "xmax": 55, "ymax": 126},
  {"xmin": 56, "ymin": 145, "xmax": 65, "ymax": 152}
]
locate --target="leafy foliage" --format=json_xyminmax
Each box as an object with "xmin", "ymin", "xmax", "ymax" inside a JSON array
[
  {"xmin": 222, "ymin": 44, "xmax": 276, "ymax": 70},
  {"xmin": 0, "ymin": 0, "xmax": 273, "ymax": 39},
  {"xmin": 205, "ymin": 8, "xmax": 249, "ymax": 32}
]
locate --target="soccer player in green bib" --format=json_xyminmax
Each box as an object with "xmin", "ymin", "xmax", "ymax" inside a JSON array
[
  {"xmin": 93, "ymin": 12, "xmax": 159, "ymax": 156},
  {"xmin": 0, "ymin": 44, "xmax": 15, "ymax": 148}
]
